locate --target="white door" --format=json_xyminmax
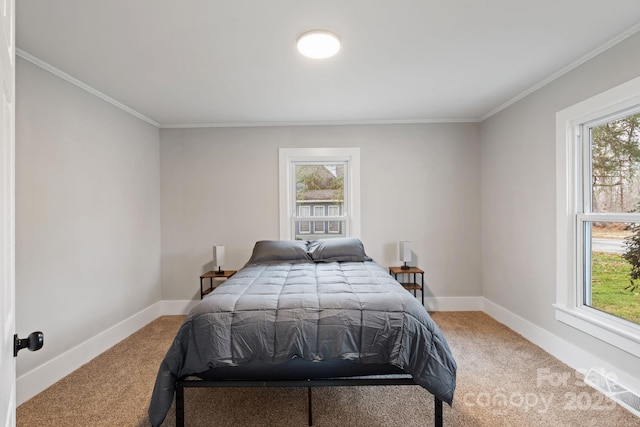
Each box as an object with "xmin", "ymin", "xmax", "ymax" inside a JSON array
[{"xmin": 0, "ymin": 0, "xmax": 15, "ymax": 426}]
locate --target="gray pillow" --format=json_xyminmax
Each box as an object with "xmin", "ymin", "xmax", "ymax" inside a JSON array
[
  {"xmin": 247, "ymin": 240, "xmax": 311, "ymax": 264},
  {"xmin": 308, "ymin": 238, "xmax": 372, "ymax": 262}
]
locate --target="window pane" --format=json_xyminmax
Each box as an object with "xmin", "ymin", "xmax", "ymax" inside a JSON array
[
  {"xmin": 590, "ymin": 113, "xmax": 640, "ymax": 213},
  {"xmin": 296, "ymin": 164, "xmax": 344, "ymax": 204},
  {"xmin": 587, "ymin": 221, "xmax": 640, "ymax": 325},
  {"xmin": 295, "ymin": 163, "xmax": 345, "ymax": 239}
]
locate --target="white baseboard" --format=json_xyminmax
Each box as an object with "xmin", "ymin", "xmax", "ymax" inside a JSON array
[
  {"xmin": 16, "ymin": 300, "xmax": 200, "ymax": 405},
  {"xmin": 16, "ymin": 302, "xmax": 162, "ymax": 405},
  {"xmin": 11, "ymin": 296, "xmax": 480, "ymax": 405},
  {"xmin": 482, "ymin": 298, "xmax": 640, "ymax": 397},
  {"xmin": 17, "ymin": 296, "xmax": 640, "ymax": 410}
]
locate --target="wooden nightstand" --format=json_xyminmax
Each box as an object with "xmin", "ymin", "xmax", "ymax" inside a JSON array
[
  {"xmin": 389, "ymin": 266, "xmax": 425, "ymax": 305},
  {"xmin": 199, "ymin": 270, "xmax": 236, "ymax": 299}
]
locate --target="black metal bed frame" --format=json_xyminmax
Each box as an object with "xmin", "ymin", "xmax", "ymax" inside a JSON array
[{"xmin": 176, "ymin": 376, "xmax": 444, "ymax": 427}]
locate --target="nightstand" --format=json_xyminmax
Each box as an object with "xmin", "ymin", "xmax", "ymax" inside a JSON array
[
  {"xmin": 389, "ymin": 266, "xmax": 425, "ymax": 305},
  {"xmin": 199, "ymin": 270, "xmax": 236, "ymax": 299}
]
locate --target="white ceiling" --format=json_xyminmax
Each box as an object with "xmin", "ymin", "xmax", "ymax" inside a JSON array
[{"xmin": 15, "ymin": 1, "xmax": 640, "ymax": 127}]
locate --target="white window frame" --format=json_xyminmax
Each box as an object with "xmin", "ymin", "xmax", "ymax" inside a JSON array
[
  {"xmin": 279, "ymin": 147, "xmax": 360, "ymax": 240},
  {"xmin": 556, "ymin": 75, "xmax": 640, "ymax": 357}
]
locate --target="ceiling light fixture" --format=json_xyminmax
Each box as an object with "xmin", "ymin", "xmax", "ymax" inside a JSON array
[{"xmin": 296, "ymin": 30, "xmax": 341, "ymax": 59}]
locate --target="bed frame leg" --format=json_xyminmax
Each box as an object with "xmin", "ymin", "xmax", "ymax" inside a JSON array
[
  {"xmin": 176, "ymin": 381, "xmax": 185, "ymax": 427},
  {"xmin": 307, "ymin": 386, "xmax": 313, "ymax": 426},
  {"xmin": 434, "ymin": 397, "xmax": 442, "ymax": 427}
]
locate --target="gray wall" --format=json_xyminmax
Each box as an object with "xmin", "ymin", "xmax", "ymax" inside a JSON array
[
  {"xmin": 15, "ymin": 58, "xmax": 161, "ymax": 376},
  {"xmin": 160, "ymin": 124, "xmax": 482, "ymax": 300},
  {"xmin": 16, "ymin": 25, "xmax": 640, "ymax": 396},
  {"xmin": 480, "ymin": 32, "xmax": 640, "ymax": 384}
]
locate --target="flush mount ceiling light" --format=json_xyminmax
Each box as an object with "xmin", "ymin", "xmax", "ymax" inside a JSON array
[{"xmin": 296, "ymin": 30, "xmax": 341, "ymax": 59}]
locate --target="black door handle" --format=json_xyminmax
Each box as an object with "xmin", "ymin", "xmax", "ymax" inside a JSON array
[{"xmin": 14, "ymin": 331, "xmax": 44, "ymax": 357}]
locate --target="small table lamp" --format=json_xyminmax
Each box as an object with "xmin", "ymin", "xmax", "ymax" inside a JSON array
[
  {"xmin": 213, "ymin": 245, "xmax": 225, "ymax": 274},
  {"xmin": 399, "ymin": 241, "xmax": 411, "ymax": 270}
]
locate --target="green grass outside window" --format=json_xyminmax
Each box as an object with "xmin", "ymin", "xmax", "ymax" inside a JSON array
[{"xmin": 591, "ymin": 252, "xmax": 640, "ymax": 324}]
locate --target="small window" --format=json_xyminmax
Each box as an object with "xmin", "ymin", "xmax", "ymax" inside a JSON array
[{"xmin": 279, "ymin": 148, "xmax": 360, "ymax": 240}]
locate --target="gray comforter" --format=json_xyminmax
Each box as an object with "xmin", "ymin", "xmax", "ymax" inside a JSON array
[{"xmin": 148, "ymin": 260, "xmax": 457, "ymax": 426}]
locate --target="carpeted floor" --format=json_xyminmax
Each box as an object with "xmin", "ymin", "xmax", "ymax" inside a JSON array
[{"xmin": 16, "ymin": 312, "xmax": 640, "ymax": 426}]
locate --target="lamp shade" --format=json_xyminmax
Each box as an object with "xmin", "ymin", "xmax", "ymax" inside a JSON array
[
  {"xmin": 399, "ymin": 241, "xmax": 411, "ymax": 263},
  {"xmin": 213, "ymin": 245, "xmax": 225, "ymax": 267}
]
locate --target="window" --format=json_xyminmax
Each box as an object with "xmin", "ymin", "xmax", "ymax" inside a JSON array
[
  {"xmin": 313, "ymin": 206, "xmax": 325, "ymax": 233},
  {"xmin": 279, "ymin": 148, "xmax": 360, "ymax": 240},
  {"xmin": 328, "ymin": 205, "xmax": 340, "ymax": 234},
  {"xmin": 298, "ymin": 205, "xmax": 311, "ymax": 234},
  {"xmin": 580, "ymin": 113, "xmax": 640, "ymax": 325},
  {"xmin": 556, "ymin": 76, "xmax": 640, "ymax": 356}
]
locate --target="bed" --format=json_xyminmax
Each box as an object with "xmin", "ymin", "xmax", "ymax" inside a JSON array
[{"xmin": 148, "ymin": 238, "xmax": 457, "ymax": 426}]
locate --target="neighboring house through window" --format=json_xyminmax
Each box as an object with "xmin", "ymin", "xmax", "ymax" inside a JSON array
[
  {"xmin": 298, "ymin": 205, "xmax": 311, "ymax": 234},
  {"xmin": 556, "ymin": 75, "xmax": 640, "ymax": 356},
  {"xmin": 314, "ymin": 206, "xmax": 325, "ymax": 233},
  {"xmin": 328, "ymin": 205, "xmax": 340, "ymax": 234},
  {"xmin": 279, "ymin": 148, "xmax": 360, "ymax": 240}
]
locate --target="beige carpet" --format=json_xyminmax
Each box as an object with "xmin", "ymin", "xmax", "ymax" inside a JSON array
[{"xmin": 17, "ymin": 312, "xmax": 640, "ymax": 426}]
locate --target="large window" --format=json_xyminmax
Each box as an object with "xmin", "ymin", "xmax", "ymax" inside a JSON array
[
  {"xmin": 279, "ymin": 148, "xmax": 360, "ymax": 240},
  {"xmin": 556, "ymin": 76, "xmax": 640, "ymax": 356},
  {"xmin": 580, "ymin": 113, "xmax": 640, "ymax": 325}
]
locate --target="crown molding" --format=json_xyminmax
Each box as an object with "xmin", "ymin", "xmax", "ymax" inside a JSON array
[
  {"xmin": 18, "ymin": 18, "xmax": 640, "ymax": 129},
  {"xmin": 16, "ymin": 48, "xmax": 160, "ymax": 128},
  {"xmin": 15, "ymin": 48, "xmax": 478, "ymax": 128},
  {"xmin": 160, "ymin": 117, "xmax": 481, "ymax": 129}
]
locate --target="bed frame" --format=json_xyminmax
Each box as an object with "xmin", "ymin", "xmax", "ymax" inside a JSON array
[{"xmin": 175, "ymin": 375, "xmax": 444, "ymax": 427}]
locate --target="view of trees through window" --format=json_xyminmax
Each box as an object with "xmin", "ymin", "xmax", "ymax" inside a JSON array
[
  {"xmin": 591, "ymin": 113, "xmax": 640, "ymax": 213},
  {"xmin": 294, "ymin": 163, "xmax": 346, "ymax": 240},
  {"xmin": 588, "ymin": 112, "xmax": 640, "ymax": 325}
]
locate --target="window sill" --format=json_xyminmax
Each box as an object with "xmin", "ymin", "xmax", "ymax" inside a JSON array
[{"xmin": 554, "ymin": 304, "xmax": 640, "ymax": 356}]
